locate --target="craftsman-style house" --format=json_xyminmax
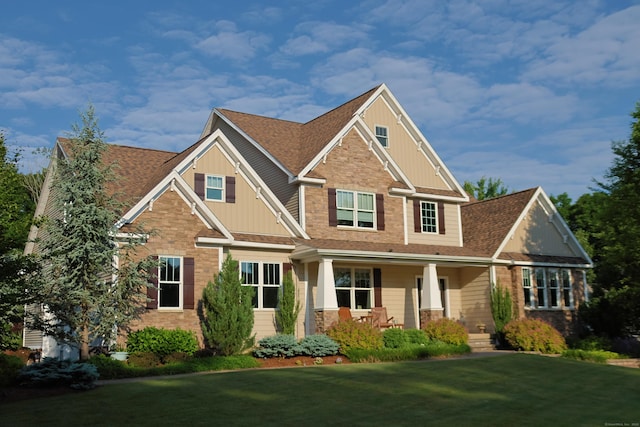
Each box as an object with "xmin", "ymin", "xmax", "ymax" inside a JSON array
[{"xmin": 24, "ymin": 84, "xmax": 592, "ymax": 356}]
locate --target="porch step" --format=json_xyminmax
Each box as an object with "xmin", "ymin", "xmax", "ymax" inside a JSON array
[{"xmin": 468, "ymin": 333, "xmax": 495, "ymax": 352}]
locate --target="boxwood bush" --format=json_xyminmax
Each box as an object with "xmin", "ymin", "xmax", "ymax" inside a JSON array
[
  {"xmin": 503, "ymin": 318, "xmax": 567, "ymax": 354},
  {"xmin": 383, "ymin": 328, "xmax": 408, "ymax": 349},
  {"xmin": 405, "ymin": 328, "xmax": 429, "ymax": 346},
  {"xmin": 423, "ymin": 318, "xmax": 468, "ymax": 345},
  {"xmin": 126, "ymin": 327, "xmax": 199, "ymax": 358}
]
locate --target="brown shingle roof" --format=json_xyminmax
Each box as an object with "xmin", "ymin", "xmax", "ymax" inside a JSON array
[
  {"xmin": 461, "ymin": 188, "xmax": 537, "ymax": 257},
  {"xmin": 498, "ymin": 252, "xmax": 589, "ymax": 265},
  {"xmin": 218, "ymin": 85, "xmax": 380, "ymax": 175}
]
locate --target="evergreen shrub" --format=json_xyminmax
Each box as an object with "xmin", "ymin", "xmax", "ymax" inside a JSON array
[
  {"xmin": 253, "ymin": 334, "xmax": 300, "ymax": 358},
  {"xmin": 503, "ymin": 318, "xmax": 567, "ymax": 354},
  {"xmin": 423, "ymin": 318, "xmax": 468, "ymax": 345},
  {"xmin": 126, "ymin": 327, "xmax": 199, "ymax": 358},
  {"xmin": 404, "ymin": 328, "xmax": 429, "ymax": 345},
  {"xmin": 17, "ymin": 357, "xmax": 99, "ymax": 390},
  {"xmin": 127, "ymin": 351, "xmax": 161, "ymax": 368},
  {"xmin": 0, "ymin": 353, "xmax": 24, "ymax": 386},
  {"xmin": 383, "ymin": 328, "xmax": 408, "ymax": 349},
  {"xmin": 298, "ymin": 334, "xmax": 339, "ymax": 357},
  {"xmin": 326, "ymin": 320, "xmax": 383, "ymax": 352}
]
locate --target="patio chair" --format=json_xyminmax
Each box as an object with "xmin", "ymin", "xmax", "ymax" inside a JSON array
[
  {"xmin": 338, "ymin": 307, "xmax": 373, "ymax": 324},
  {"xmin": 371, "ymin": 307, "xmax": 403, "ymax": 329}
]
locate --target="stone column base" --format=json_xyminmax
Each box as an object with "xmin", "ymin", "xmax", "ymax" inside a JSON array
[
  {"xmin": 314, "ymin": 309, "xmax": 339, "ymax": 333},
  {"xmin": 419, "ymin": 309, "xmax": 444, "ymax": 329}
]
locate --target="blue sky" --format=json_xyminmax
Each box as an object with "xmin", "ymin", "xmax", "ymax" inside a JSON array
[{"xmin": 1, "ymin": 0, "xmax": 639, "ymax": 199}]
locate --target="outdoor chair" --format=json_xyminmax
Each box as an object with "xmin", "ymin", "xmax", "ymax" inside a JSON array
[{"xmin": 371, "ymin": 307, "xmax": 403, "ymax": 329}]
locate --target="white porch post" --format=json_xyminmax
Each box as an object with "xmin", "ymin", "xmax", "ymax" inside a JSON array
[
  {"xmin": 421, "ymin": 263, "xmax": 443, "ymax": 310},
  {"xmin": 316, "ymin": 258, "xmax": 338, "ymax": 309}
]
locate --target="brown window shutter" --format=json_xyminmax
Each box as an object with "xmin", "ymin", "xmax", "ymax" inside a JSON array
[
  {"xmin": 194, "ymin": 173, "xmax": 205, "ymax": 200},
  {"xmin": 376, "ymin": 194, "xmax": 385, "ymax": 231},
  {"xmin": 226, "ymin": 176, "xmax": 236, "ymax": 203},
  {"xmin": 373, "ymin": 268, "xmax": 382, "ymax": 307},
  {"xmin": 183, "ymin": 257, "xmax": 195, "ymax": 309},
  {"xmin": 328, "ymin": 188, "xmax": 337, "ymax": 227},
  {"xmin": 413, "ymin": 199, "xmax": 421, "ymax": 233},
  {"xmin": 147, "ymin": 256, "xmax": 158, "ymax": 309},
  {"xmin": 438, "ymin": 202, "xmax": 446, "ymax": 235},
  {"xmin": 283, "ymin": 263, "xmax": 292, "ymax": 276}
]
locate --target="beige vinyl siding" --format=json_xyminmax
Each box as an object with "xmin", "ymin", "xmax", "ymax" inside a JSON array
[
  {"xmin": 362, "ymin": 97, "xmax": 451, "ymax": 191},
  {"xmin": 459, "ymin": 267, "xmax": 493, "ymax": 333},
  {"xmin": 183, "ymin": 145, "xmax": 291, "ymax": 236},
  {"xmin": 502, "ymin": 201, "xmax": 576, "ymax": 256},
  {"xmin": 378, "ymin": 265, "xmax": 420, "ymax": 329},
  {"xmin": 215, "ymin": 121, "xmax": 299, "ymax": 221},
  {"xmin": 407, "ymin": 202, "xmax": 463, "ymax": 247}
]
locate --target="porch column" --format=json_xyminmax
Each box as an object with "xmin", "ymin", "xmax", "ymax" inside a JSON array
[
  {"xmin": 315, "ymin": 258, "xmax": 339, "ymax": 333},
  {"xmin": 420, "ymin": 263, "xmax": 444, "ymax": 326}
]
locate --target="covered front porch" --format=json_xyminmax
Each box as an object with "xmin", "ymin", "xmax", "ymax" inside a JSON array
[{"xmin": 291, "ymin": 241, "xmax": 496, "ymax": 336}]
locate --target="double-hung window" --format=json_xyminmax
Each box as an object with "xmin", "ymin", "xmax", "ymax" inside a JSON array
[
  {"xmin": 375, "ymin": 125, "xmax": 388, "ymax": 147},
  {"xmin": 159, "ymin": 256, "xmax": 182, "ymax": 309},
  {"xmin": 548, "ymin": 270, "xmax": 560, "ymax": 308},
  {"xmin": 336, "ymin": 190, "xmax": 375, "ymax": 229},
  {"xmin": 334, "ymin": 267, "xmax": 372, "ymax": 310},
  {"xmin": 420, "ymin": 201, "xmax": 438, "ymax": 233},
  {"xmin": 562, "ymin": 270, "xmax": 573, "ymax": 308},
  {"xmin": 240, "ymin": 261, "xmax": 281, "ymax": 309},
  {"xmin": 535, "ymin": 268, "xmax": 547, "ymax": 308},
  {"xmin": 206, "ymin": 175, "xmax": 224, "ymax": 201},
  {"xmin": 522, "ymin": 267, "xmax": 534, "ymax": 308}
]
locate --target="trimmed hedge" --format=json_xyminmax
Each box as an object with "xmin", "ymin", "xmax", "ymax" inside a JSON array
[
  {"xmin": 503, "ymin": 319, "xmax": 567, "ymax": 354},
  {"xmin": 346, "ymin": 342, "xmax": 471, "ymax": 363},
  {"xmin": 423, "ymin": 318, "xmax": 468, "ymax": 345},
  {"xmin": 126, "ymin": 327, "xmax": 199, "ymax": 358}
]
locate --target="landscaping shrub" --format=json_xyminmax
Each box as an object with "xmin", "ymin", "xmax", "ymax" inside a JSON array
[
  {"xmin": 423, "ymin": 318, "xmax": 468, "ymax": 345},
  {"xmin": 326, "ymin": 320, "xmax": 383, "ymax": 353},
  {"xmin": 253, "ymin": 334, "xmax": 300, "ymax": 358},
  {"xmin": 404, "ymin": 328, "xmax": 429, "ymax": 346},
  {"xmin": 0, "ymin": 353, "xmax": 24, "ymax": 386},
  {"xmin": 346, "ymin": 342, "xmax": 471, "ymax": 363},
  {"xmin": 17, "ymin": 357, "xmax": 99, "ymax": 390},
  {"xmin": 127, "ymin": 351, "xmax": 161, "ymax": 368},
  {"xmin": 163, "ymin": 352, "xmax": 192, "ymax": 365},
  {"xmin": 298, "ymin": 334, "xmax": 339, "ymax": 357},
  {"xmin": 87, "ymin": 354, "xmax": 131, "ymax": 379},
  {"xmin": 562, "ymin": 349, "xmax": 626, "ymax": 364},
  {"xmin": 383, "ymin": 328, "xmax": 408, "ymax": 349},
  {"xmin": 503, "ymin": 319, "xmax": 567, "ymax": 354},
  {"xmin": 571, "ymin": 335, "xmax": 612, "ymax": 351},
  {"xmin": 126, "ymin": 327, "xmax": 199, "ymax": 358}
]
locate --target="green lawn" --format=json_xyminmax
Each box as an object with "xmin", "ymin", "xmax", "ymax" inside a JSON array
[{"xmin": 3, "ymin": 354, "xmax": 639, "ymax": 426}]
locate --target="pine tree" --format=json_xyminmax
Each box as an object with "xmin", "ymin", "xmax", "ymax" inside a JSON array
[
  {"xmin": 275, "ymin": 271, "xmax": 301, "ymax": 335},
  {"xmin": 31, "ymin": 106, "xmax": 153, "ymax": 360},
  {"xmin": 201, "ymin": 254, "xmax": 255, "ymax": 355}
]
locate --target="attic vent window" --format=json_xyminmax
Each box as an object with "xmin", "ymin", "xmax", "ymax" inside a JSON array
[{"xmin": 375, "ymin": 125, "xmax": 388, "ymax": 148}]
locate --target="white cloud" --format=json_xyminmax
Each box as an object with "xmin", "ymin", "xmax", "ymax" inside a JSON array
[
  {"xmin": 195, "ymin": 21, "xmax": 270, "ymax": 62},
  {"xmin": 280, "ymin": 21, "xmax": 371, "ymax": 56}
]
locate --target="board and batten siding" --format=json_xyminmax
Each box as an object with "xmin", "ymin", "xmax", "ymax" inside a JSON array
[
  {"xmin": 502, "ymin": 201, "xmax": 576, "ymax": 256},
  {"xmin": 361, "ymin": 96, "xmax": 452, "ymax": 191},
  {"xmin": 215, "ymin": 121, "xmax": 299, "ymax": 221}
]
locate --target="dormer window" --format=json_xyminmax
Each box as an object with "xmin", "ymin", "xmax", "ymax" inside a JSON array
[{"xmin": 375, "ymin": 125, "xmax": 388, "ymax": 147}]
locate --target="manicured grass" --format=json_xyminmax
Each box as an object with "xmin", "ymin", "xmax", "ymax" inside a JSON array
[{"xmin": 3, "ymin": 354, "xmax": 640, "ymax": 426}]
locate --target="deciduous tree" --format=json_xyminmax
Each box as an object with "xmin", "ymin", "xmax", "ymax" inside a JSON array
[{"xmin": 463, "ymin": 176, "xmax": 509, "ymax": 200}]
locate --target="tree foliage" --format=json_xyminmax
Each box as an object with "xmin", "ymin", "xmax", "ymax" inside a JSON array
[
  {"xmin": 275, "ymin": 270, "xmax": 301, "ymax": 335},
  {"xmin": 29, "ymin": 106, "xmax": 153, "ymax": 360},
  {"xmin": 463, "ymin": 176, "xmax": 509, "ymax": 200},
  {"xmin": 200, "ymin": 254, "xmax": 255, "ymax": 356}
]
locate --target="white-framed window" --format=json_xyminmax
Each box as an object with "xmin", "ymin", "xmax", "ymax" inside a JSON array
[
  {"xmin": 334, "ymin": 267, "xmax": 372, "ymax": 310},
  {"xmin": 158, "ymin": 256, "xmax": 182, "ymax": 309},
  {"xmin": 336, "ymin": 190, "xmax": 375, "ymax": 229},
  {"xmin": 522, "ymin": 267, "xmax": 534, "ymax": 308},
  {"xmin": 375, "ymin": 125, "xmax": 388, "ymax": 147},
  {"xmin": 535, "ymin": 268, "xmax": 547, "ymax": 308},
  {"xmin": 206, "ymin": 175, "xmax": 224, "ymax": 201},
  {"xmin": 420, "ymin": 201, "xmax": 438, "ymax": 233},
  {"xmin": 548, "ymin": 270, "xmax": 560, "ymax": 308},
  {"xmin": 240, "ymin": 261, "xmax": 281, "ymax": 309},
  {"xmin": 562, "ymin": 269, "xmax": 573, "ymax": 308}
]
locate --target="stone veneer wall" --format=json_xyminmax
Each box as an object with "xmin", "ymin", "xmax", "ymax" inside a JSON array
[
  {"xmin": 419, "ymin": 309, "xmax": 444, "ymax": 328},
  {"xmin": 314, "ymin": 310, "xmax": 339, "ymax": 333}
]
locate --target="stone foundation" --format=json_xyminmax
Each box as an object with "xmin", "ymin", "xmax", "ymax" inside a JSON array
[
  {"xmin": 419, "ymin": 309, "xmax": 444, "ymax": 329},
  {"xmin": 314, "ymin": 309, "xmax": 339, "ymax": 333}
]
